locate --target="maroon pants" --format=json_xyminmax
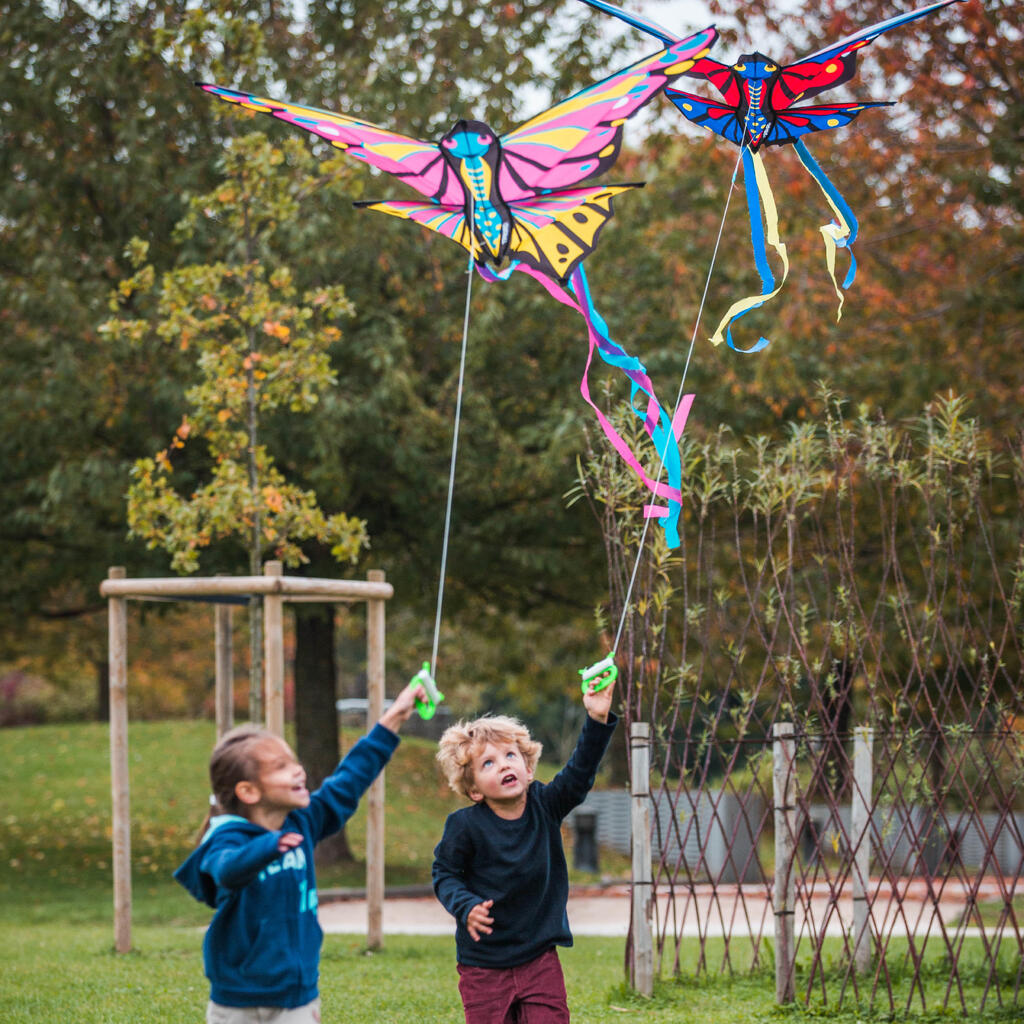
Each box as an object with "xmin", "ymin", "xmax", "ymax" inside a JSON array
[{"xmin": 457, "ymin": 948, "xmax": 569, "ymax": 1024}]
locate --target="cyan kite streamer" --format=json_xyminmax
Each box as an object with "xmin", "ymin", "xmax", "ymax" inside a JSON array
[{"xmin": 477, "ymin": 261, "xmax": 691, "ymax": 548}]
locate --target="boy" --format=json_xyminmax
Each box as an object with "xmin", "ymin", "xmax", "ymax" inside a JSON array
[{"xmin": 432, "ymin": 673, "xmax": 617, "ymax": 1023}]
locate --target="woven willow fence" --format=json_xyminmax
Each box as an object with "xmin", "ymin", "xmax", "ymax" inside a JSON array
[{"xmin": 575, "ymin": 393, "xmax": 1023, "ymax": 1013}]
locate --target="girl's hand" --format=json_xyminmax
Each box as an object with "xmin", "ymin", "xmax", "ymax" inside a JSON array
[
  {"xmin": 277, "ymin": 832, "xmax": 303, "ymax": 853},
  {"xmin": 378, "ymin": 680, "xmax": 426, "ymax": 733},
  {"xmin": 466, "ymin": 899, "xmax": 494, "ymax": 941}
]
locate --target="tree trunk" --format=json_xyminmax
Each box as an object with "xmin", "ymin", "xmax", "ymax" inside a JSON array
[{"xmin": 294, "ymin": 603, "xmax": 353, "ymax": 865}]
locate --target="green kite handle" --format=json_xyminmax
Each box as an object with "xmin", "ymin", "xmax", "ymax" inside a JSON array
[
  {"xmin": 579, "ymin": 654, "xmax": 618, "ymax": 694},
  {"xmin": 410, "ymin": 661, "xmax": 445, "ymax": 720}
]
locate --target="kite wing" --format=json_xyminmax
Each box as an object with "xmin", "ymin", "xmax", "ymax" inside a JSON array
[
  {"xmin": 662, "ymin": 89, "xmax": 748, "ymax": 147},
  {"xmin": 359, "ymin": 183, "xmax": 639, "ymax": 281},
  {"xmin": 575, "ymin": 1, "xmax": 966, "ymax": 115},
  {"xmin": 497, "ymin": 25, "xmax": 717, "ymax": 197},
  {"xmin": 354, "ymin": 200, "xmax": 474, "ymax": 252},
  {"xmin": 765, "ymin": 100, "xmax": 893, "ymax": 146},
  {"xmin": 770, "ymin": 0, "xmax": 966, "ymax": 108},
  {"xmin": 666, "ymin": 89, "xmax": 892, "ymax": 148},
  {"xmin": 505, "ymin": 184, "xmax": 640, "ymax": 279},
  {"xmin": 196, "ymin": 83, "xmax": 465, "ymax": 205}
]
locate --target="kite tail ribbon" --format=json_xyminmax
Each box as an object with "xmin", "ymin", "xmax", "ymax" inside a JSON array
[
  {"xmin": 794, "ymin": 138, "xmax": 857, "ymax": 320},
  {"xmin": 476, "ymin": 261, "xmax": 691, "ymax": 548},
  {"xmin": 710, "ymin": 148, "xmax": 790, "ymax": 353}
]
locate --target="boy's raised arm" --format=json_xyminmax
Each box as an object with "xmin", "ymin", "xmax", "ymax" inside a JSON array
[{"xmin": 541, "ymin": 668, "xmax": 619, "ymax": 820}]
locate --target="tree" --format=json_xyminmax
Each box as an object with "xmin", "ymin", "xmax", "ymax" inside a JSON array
[
  {"xmin": 9, "ymin": 0, "xmax": 1014, "ymax": 749},
  {"xmin": 102, "ymin": 133, "xmax": 367, "ymax": 720},
  {"xmin": 0, "ymin": 0, "xmax": 312, "ymax": 706}
]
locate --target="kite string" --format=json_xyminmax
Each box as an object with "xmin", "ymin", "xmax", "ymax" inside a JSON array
[
  {"xmin": 430, "ymin": 196, "xmax": 476, "ymax": 678},
  {"xmin": 612, "ymin": 146, "xmax": 747, "ymax": 654}
]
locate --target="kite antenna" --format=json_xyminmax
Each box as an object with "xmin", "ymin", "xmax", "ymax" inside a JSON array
[
  {"xmin": 612, "ymin": 145, "xmax": 747, "ymax": 654},
  {"xmin": 430, "ymin": 196, "xmax": 477, "ymax": 679}
]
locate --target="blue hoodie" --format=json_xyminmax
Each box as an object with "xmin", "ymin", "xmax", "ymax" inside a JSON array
[{"xmin": 175, "ymin": 723, "xmax": 399, "ymax": 1008}]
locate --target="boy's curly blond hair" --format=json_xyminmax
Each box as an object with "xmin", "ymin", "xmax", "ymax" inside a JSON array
[{"xmin": 436, "ymin": 715, "xmax": 543, "ymax": 798}]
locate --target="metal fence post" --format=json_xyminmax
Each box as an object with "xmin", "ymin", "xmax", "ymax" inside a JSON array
[
  {"xmin": 630, "ymin": 722, "xmax": 654, "ymax": 996},
  {"xmin": 773, "ymin": 722, "xmax": 795, "ymax": 1004},
  {"xmin": 852, "ymin": 726, "xmax": 874, "ymax": 974}
]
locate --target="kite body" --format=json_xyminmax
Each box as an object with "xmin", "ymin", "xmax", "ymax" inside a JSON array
[
  {"xmin": 199, "ymin": 25, "xmax": 719, "ymax": 547},
  {"xmin": 577, "ymin": 0, "xmax": 966, "ymax": 350},
  {"xmin": 360, "ymin": 117, "xmax": 643, "ymax": 281},
  {"xmin": 665, "ymin": 52, "xmax": 892, "ymax": 152}
]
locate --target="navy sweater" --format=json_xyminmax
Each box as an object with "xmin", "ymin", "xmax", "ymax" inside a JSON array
[
  {"xmin": 432, "ymin": 713, "xmax": 617, "ymax": 967},
  {"xmin": 175, "ymin": 724, "xmax": 399, "ymax": 1008}
]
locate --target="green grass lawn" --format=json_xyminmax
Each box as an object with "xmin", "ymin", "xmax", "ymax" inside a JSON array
[
  {"xmin": 3, "ymin": 922, "xmax": 1021, "ymax": 1023},
  {"xmin": 1, "ymin": 721, "xmax": 1020, "ymax": 1022},
  {"xmin": 954, "ymin": 894, "xmax": 1024, "ymax": 929},
  {"xmin": 0, "ymin": 922, "xmax": 772, "ymax": 1023}
]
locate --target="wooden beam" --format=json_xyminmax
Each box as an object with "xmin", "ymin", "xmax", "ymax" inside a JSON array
[
  {"xmin": 773, "ymin": 722, "xmax": 796, "ymax": 1004},
  {"xmin": 99, "ymin": 575, "xmax": 393, "ymax": 601},
  {"xmin": 215, "ymin": 581, "xmax": 234, "ymax": 738},
  {"xmin": 100, "ymin": 567, "xmax": 394, "ymax": 953},
  {"xmin": 629, "ymin": 722, "xmax": 654, "ymax": 996},
  {"xmin": 852, "ymin": 726, "xmax": 874, "ymax": 974},
  {"xmin": 263, "ymin": 561, "xmax": 285, "ymax": 737},
  {"xmin": 107, "ymin": 566, "xmax": 132, "ymax": 954},
  {"xmin": 366, "ymin": 569, "xmax": 386, "ymax": 950}
]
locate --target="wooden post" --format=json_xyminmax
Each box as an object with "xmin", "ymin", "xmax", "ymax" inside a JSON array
[
  {"xmin": 215, "ymin": 580, "xmax": 234, "ymax": 737},
  {"xmin": 773, "ymin": 722, "xmax": 796, "ymax": 1004},
  {"xmin": 107, "ymin": 567, "xmax": 132, "ymax": 954},
  {"xmin": 852, "ymin": 726, "xmax": 874, "ymax": 974},
  {"xmin": 263, "ymin": 561, "xmax": 285, "ymax": 736},
  {"xmin": 629, "ymin": 722, "xmax": 654, "ymax": 996},
  {"xmin": 96, "ymin": 569, "xmax": 395, "ymax": 953},
  {"xmin": 366, "ymin": 570, "xmax": 386, "ymax": 950}
]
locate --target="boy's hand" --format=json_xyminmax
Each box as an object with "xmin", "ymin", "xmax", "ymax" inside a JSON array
[
  {"xmin": 378, "ymin": 680, "xmax": 427, "ymax": 733},
  {"xmin": 277, "ymin": 832, "xmax": 303, "ymax": 853},
  {"xmin": 583, "ymin": 670, "xmax": 616, "ymax": 723},
  {"xmin": 466, "ymin": 899, "xmax": 494, "ymax": 942}
]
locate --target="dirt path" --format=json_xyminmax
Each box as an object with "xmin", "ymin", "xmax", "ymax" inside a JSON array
[{"xmin": 318, "ymin": 880, "xmax": 989, "ymax": 939}]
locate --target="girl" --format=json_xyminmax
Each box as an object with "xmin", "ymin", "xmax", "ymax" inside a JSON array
[{"xmin": 175, "ymin": 680, "xmax": 424, "ymax": 1024}]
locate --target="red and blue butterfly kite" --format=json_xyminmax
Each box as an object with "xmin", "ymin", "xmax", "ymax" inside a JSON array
[
  {"xmin": 578, "ymin": 0, "xmax": 966, "ymax": 352},
  {"xmin": 200, "ymin": 26, "xmax": 717, "ymax": 547}
]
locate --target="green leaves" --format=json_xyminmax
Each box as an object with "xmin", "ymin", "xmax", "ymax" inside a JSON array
[
  {"xmin": 577, "ymin": 387, "xmax": 1021, "ymax": 731},
  {"xmin": 126, "ymin": 451, "xmax": 367, "ymax": 573},
  {"xmin": 106, "ymin": 133, "xmax": 367, "ymax": 575}
]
